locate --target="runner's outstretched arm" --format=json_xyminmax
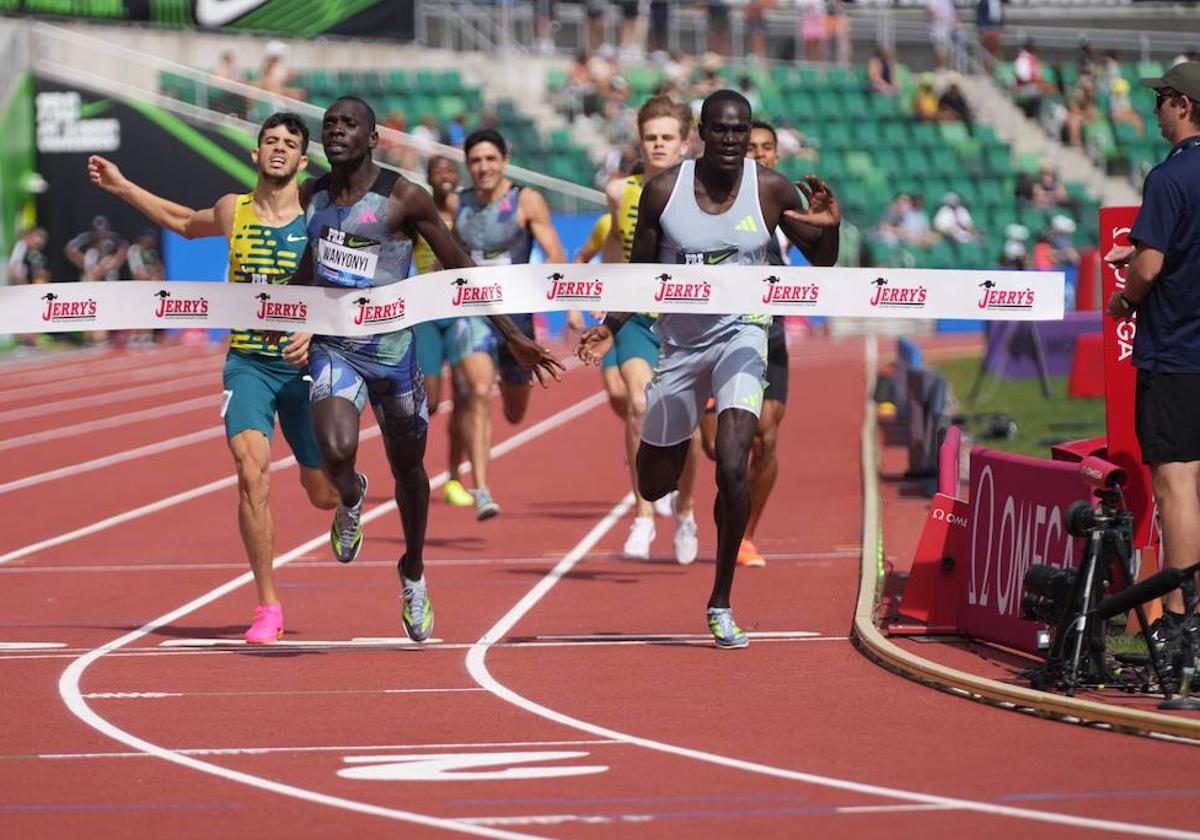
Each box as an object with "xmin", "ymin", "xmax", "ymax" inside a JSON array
[
  {"xmin": 87, "ymin": 155, "xmax": 232, "ymax": 239},
  {"xmin": 777, "ymin": 173, "xmax": 840, "ymax": 267}
]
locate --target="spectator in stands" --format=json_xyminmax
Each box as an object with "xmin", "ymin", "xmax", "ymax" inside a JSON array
[
  {"xmin": 379, "ymin": 112, "xmax": 420, "ymax": 171},
  {"xmin": 648, "ymin": 1, "xmax": 671, "ymax": 55},
  {"xmin": 776, "ymin": 118, "xmax": 818, "ymax": 161},
  {"xmin": 1029, "ymin": 161, "xmax": 1071, "ymax": 210},
  {"xmin": 584, "ymin": 0, "xmax": 606, "ymax": 52},
  {"xmin": 744, "ymin": 0, "xmax": 774, "ymax": 64},
  {"xmin": 444, "ymin": 112, "xmax": 468, "ymax": 148},
  {"xmin": 1109, "ymin": 76, "xmax": 1145, "ymax": 137},
  {"xmin": 737, "ymin": 75, "xmax": 761, "ymax": 114},
  {"xmin": 705, "ymin": 0, "xmax": 732, "ymax": 56},
  {"xmin": 975, "ymin": 0, "xmax": 1004, "ymax": 68},
  {"xmin": 938, "ymin": 73, "xmax": 973, "ymax": 124},
  {"xmin": 212, "ymin": 51, "xmax": 238, "ymax": 81},
  {"xmin": 912, "ymin": 73, "xmax": 941, "ymax": 122},
  {"xmin": 411, "ymin": 113, "xmax": 440, "ymax": 163},
  {"xmin": 1063, "ymin": 73, "xmax": 1101, "ymax": 149},
  {"xmin": 534, "ymin": 0, "xmax": 558, "ymax": 53},
  {"xmin": 875, "ymin": 193, "xmax": 937, "ymax": 248},
  {"xmin": 587, "ymin": 43, "xmax": 619, "ymax": 99},
  {"xmin": 693, "ymin": 52, "xmax": 724, "ymax": 98},
  {"xmin": 1100, "ymin": 49, "xmax": 1124, "ymax": 93},
  {"xmin": 925, "ymin": 0, "xmax": 959, "ymax": 70},
  {"xmin": 7, "ymin": 226, "xmax": 49, "ymax": 286},
  {"xmin": 933, "ymin": 192, "xmax": 979, "ymax": 243},
  {"xmin": 798, "ymin": 0, "xmax": 829, "ymax": 62},
  {"xmin": 866, "ymin": 45, "xmax": 900, "ymax": 96},
  {"xmin": 1075, "ymin": 39, "xmax": 1097, "ymax": 80},
  {"xmin": 1000, "ymin": 238, "xmax": 1029, "ymax": 269},
  {"xmin": 828, "ymin": 0, "xmax": 852, "ymax": 66},
  {"xmin": 259, "ymin": 40, "xmax": 305, "ymax": 102},
  {"xmin": 664, "ymin": 50, "xmax": 694, "ymax": 92},
  {"xmin": 65, "ymin": 215, "xmax": 126, "ymax": 283},
  {"xmin": 617, "ymin": 0, "xmax": 643, "ymax": 57},
  {"xmin": 1013, "ymin": 38, "xmax": 1055, "ymax": 116},
  {"xmin": 126, "ymin": 228, "xmax": 163, "ymax": 282},
  {"xmin": 1038, "ymin": 215, "xmax": 1080, "ymax": 269}
]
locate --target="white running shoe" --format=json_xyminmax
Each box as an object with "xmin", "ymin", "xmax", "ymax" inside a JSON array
[
  {"xmin": 623, "ymin": 516, "xmax": 656, "ymax": 560},
  {"xmin": 673, "ymin": 514, "xmax": 698, "ymax": 565},
  {"xmin": 652, "ymin": 491, "xmax": 677, "ymax": 518}
]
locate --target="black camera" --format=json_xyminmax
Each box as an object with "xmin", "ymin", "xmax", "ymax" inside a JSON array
[{"xmin": 1021, "ymin": 564, "xmax": 1078, "ymax": 625}]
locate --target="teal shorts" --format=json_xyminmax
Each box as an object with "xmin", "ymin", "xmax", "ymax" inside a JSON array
[
  {"xmin": 602, "ymin": 313, "xmax": 659, "ymax": 371},
  {"xmin": 414, "ymin": 316, "xmax": 497, "ymax": 376},
  {"xmin": 221, "ymin": 351, "xmax": 322, "ymax": 468}
]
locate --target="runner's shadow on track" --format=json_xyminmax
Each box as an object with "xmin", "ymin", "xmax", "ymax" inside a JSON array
[
  {"xmin": 114, "ymin": 623, "xmax": 330, "ymax": 657},
  {"xmin": 390, "ymin": 535, "xmax": 486, "ymax": 549},
  {"xmin": 523, "ymin": 501, "xmax": 630, "ymax": 520},
  {"xmin": 501, "ymin": 565, "xmax": 682, "ymax": 584}
]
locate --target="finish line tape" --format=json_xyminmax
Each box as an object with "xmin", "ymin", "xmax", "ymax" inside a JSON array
[{"xmin": 0, "ymin": 263, "xmax": 1064, "ymax": 335}]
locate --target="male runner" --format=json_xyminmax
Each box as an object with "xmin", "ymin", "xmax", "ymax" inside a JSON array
[
  {"xmin": 411, "ymin": 154, "xmax": 493, "ymax": 509},
  {"xmin": 293, "ymin": 97, "xmax": 561, "ymax": 641},
  {"xmin": 454, "ymin": 128, "xmax": 570, "ymax": 519},
  {"xmin": 577, "ymin": 90, "xmax": 840, "ymax": 647},
  {"xmin": 699, "ymin": 119, "xmax": 795, "ymax": 568},
  {"xmin": 601, "ymin": 96, "xmax": 701, "ymax": 564},
  {"xmin": 87, "ymin": 113, "xmax": 340, "ymax": 644}
]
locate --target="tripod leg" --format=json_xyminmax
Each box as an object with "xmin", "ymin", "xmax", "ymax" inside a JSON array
[{"xmin": 1112, "ymin": 547, "xmax": 1173, "ymax": 697}]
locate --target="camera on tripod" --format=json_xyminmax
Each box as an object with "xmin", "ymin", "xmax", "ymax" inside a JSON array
[{"xmin": 1018, "ymin": 460, "xmax": 1146, "ymax": 696}]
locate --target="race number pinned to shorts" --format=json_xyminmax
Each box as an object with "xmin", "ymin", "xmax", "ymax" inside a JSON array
[
  {"xmin": 317, "ymin": 225, "xmax": 380, "ymax": 288},
  {"xmin": 220, "ymin": 389, "xmax": 233, "ymax": 418}
]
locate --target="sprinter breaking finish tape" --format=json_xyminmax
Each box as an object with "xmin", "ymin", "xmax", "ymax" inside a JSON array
[{"xmin": 0, "ymin": 263, "xmax": 1065, "ymax": 335}]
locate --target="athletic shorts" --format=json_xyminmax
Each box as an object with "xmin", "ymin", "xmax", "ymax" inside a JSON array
[
  {"xmin": 764, "ymin": 318, "xmax": 789, "ymax": 405},
  {"xmin": 602, "ymin": 313, "xmax": 659, "ymax": 371},
  {"xmin": 642, "ymin": 323, "xmax": 768, "ymax": 447},
  {"xmin": 221, "ymin": 351, "xmax": 322, "ymax": 468},
  {"xmin": 495, "ymin": 313, "xmax": 536, "ymax": 387},
  {"xmin": 1135, "ymin": 369, "xmax": 1200, "ymax": 463},
  {"xmin": 309, "ymin": 338, "xmax": 428, "ymax": 442},
  {"xmin": 414, "ymin": 316, "xmax": 496, "ymax": 376}
]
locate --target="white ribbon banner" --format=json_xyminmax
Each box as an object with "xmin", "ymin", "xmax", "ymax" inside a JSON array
[{"xmin": 0, "ymin": 263, "xmax": 1064, "ymax": 335}]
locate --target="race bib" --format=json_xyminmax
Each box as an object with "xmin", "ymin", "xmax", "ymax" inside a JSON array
[
  {"xmin": 677, "ymin": 247, "xmax": 738, "ymax": 266},
  {"xmin": 470, "ymin": 248, "xmax": 513, "ymax": 267},
  {"xmin": 317, "ymin": 226, "xmax": 381, "ymax": 288}
]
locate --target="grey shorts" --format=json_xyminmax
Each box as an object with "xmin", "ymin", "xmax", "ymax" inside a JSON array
[{"xmin": 642, "ymin": 323, "xmax": 768, "ymax": 447}]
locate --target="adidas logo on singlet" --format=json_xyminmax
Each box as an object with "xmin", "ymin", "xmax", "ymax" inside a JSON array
[{"xmin": 735, "ymin": 215, "xmax": 759, "ymax": 233}]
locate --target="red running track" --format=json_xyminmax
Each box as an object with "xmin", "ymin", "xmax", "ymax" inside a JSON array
[{"xmin": 0, "ymin": 339, "xmax": 1198, "ymax": 839}]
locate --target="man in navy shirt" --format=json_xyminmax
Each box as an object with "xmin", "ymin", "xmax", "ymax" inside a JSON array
[{"xmin": 1106, "ymin": 61, "xmax": 1200, "ymax": 680}]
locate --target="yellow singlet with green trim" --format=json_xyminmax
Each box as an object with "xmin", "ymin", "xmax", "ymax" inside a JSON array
[
  {"xmin": 413, "ymin": 218, "xmax": 453, "ymax": 276},
  {"xmin": 227, "ymin": 193, "xmax": 306, "ymax": 358},
  {"xmin": 615, "ymin": 174, "xmax": 643, "ymax": 263}
]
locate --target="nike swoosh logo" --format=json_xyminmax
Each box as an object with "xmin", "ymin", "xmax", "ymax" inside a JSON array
[
  {"xmin": 286, "ymin": 235, "xmax": 307, "ymax": 243},
  {"xmin": 194, "ymin": 0, "xmax": 269, "ymax": 27}
]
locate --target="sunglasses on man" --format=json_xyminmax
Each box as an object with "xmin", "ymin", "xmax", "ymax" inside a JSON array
[{"xmin": 1155, "ymin": 88, "xmax": 1198, "ymax": 109}]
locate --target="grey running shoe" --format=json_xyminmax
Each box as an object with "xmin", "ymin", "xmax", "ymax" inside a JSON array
[
  {"xmin": 475, "ymin": 488, "xmax": 501, "ymax": 521},
  {"xmin": 707, "ymin": 607, "xmax": 749, "ymax": 649},
  {"xmin": 400, "ymin": 563, "xmax": 435, "ymax": 643},
  {"xmin": 330, "ymin": 472, "xmax": 367, "ymax": 564}
]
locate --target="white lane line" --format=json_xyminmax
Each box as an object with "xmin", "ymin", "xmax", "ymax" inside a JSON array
[
  {"xmin": 0, "ymin": 394, "xmax": 218, "ymax": 452},
  {"xmin": 0, "ymin": 345, "xmax": 192, "ymax": 381},
  {"xmin": 0, "ymin": 636, "xmax": 852, "ymax": 662},
  {"xmin": 0, "ymin": 427, "xmax": 226, "ymax": 495},
  {"xmin": 83, "ymin": 687, "xmax": 484, "ymax": 699},
  {"xmin": 463, "ymin": 507, "xmax": 1200, "ymax": 836},
  {"xmin": 530, "ymin": 631, "xmax": 819, "ymax": 641},
  {"xmin": 159, "ymin": 637, "xmax": 440, "ymax": 648},
  {"xmin": 0, "ymin": 373, "xmax": 213, "ymax": 423},
  {"xmin": 0, "ymin": 641, "xmax": 66, "ymax": 650},
  {"xmin": 0, "ymin": 354, "xmax": 219, "ymax": 404},
  {"xmin": 0, "ymin": 422, "xmax": 386, "ymax": 565},
  {"xmin": 56, "ymin": 389, "xmax": 607, "ymax": 839},
  {"xmin": 29, "ymin": 740, "xmax": 621, "ymax": 761}
]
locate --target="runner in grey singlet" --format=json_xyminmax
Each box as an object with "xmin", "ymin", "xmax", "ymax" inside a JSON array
[{"xmin": 644, "ymin": 158, "xmax": 773, "ymax": 447}]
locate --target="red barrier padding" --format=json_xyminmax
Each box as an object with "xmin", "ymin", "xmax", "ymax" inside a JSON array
[
  {"xmin": 1067, "ymin": 333, "xmax": 1105, "ymax": 398},
  {"xmin": 889, "ymin": 492, "xmax": 967, "ymax": 635},
  {"xmin": 938, "ymin": 425, "xmax": 961, "ymax": 498}
]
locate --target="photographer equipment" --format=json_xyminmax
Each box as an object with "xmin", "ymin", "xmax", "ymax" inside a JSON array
[{"xmin": 1020, "ymin": 466, "xmax": 1168, "ymax": 697}]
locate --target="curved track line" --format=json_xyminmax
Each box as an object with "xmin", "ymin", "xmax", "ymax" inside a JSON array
[
  {"xmin": 55, "ymin": 391, "xmax": 607, "ymax": 839},
  {"xmin": 462, "ymin": 337, "xmax": 1200, "ymax": 840}
]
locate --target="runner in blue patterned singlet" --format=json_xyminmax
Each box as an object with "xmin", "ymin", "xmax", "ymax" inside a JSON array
[
  {"xmin": 454, "ymin": 128, "xmax": 569, "ymax": 520},
  {"xmin": 88, "ymin": 114, "xmax": 339, "ymax": 646},
  {"xmin": 293, "ymin": 97, "xmax": 564, "ymax": 642},
  {"xmin": 576, "ymin": 91, "xmax": 841, "ymax": 649}
]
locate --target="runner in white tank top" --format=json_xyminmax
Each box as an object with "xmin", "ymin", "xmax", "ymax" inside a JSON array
[{"xmin": 575, "ymin": 90, "xmax": 841, "ymax": 649}]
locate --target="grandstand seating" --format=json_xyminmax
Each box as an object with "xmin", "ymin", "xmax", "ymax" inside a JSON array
[
  {"xmin": 159, "ymin": 68, "xmax": 598, "ymax": 192},
  {"xmin": 548, "ymin": 60, "xmax": 1101, "ymax": 270}
]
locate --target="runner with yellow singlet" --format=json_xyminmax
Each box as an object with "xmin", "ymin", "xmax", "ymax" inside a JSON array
[
  {"xmin": 87, "ymin": 113, "xmax": 339, "ymax": 645},
  {"xmin": 600, "ymin": 96, "xmax": 701, "ymax": 565},
  {"xmin": 411, "ymin": 155, "xmax": 494, "ymax": 508},
  {"xmin": 572, "ymin": 212, "xmax": 628, "ymax": 418}
]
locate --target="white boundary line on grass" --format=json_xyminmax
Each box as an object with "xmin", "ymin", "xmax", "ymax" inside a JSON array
[{"xmin": 55, "ymin": 390, "xmax": 608, "ymax": 839}]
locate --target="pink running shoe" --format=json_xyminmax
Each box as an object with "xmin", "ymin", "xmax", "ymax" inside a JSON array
[{"xmin": 244, "ymin": 604, "xmax": 284, "ymax": 644}]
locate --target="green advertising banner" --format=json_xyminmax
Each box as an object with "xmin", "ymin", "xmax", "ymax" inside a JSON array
[
  {"xmin": 0, "ymin": 72, "xmax": 35, "ymax": 260},
  {"xmin": 0, "ymin": 1, "xmax": 413, "ymax": 38}
]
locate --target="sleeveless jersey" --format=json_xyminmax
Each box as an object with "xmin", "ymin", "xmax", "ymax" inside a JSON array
[
  {"xmin": 455, "ymin": 185, "xmax": 532, "ymax": 266},
  {"xmin": 305, "ymin": 168, "xmax": 414, "ymax": 364},
  {"xmin": 615, "ymin": 174, "xmax": 643, "ymax": 263},
  {"xmin": 413, "ymin": 217, "xmax": 453, "ymax": 275},
  {"xmin": 656, "ymin": 158, "xmax": 772, "ymax": 348},
  {"xmin": 584, "ymin": 213, "xmax": 611, "ymax": 259},
  {"xmin": 228, "ymin": 193, "xmax": 306, "ymax": 358}
]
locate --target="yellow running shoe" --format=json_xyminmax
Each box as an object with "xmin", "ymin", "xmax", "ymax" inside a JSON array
[{"xmin": 444, "ymin": 478, "xmax": 474, "ymax": 507}]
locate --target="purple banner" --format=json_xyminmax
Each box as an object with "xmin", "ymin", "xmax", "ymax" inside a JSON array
[{"xmin": 981, "ymin": 311, "xmax": 1102, "ymax": 379}]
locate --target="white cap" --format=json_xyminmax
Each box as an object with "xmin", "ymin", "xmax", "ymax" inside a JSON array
[
  {"xmin": 1005, "ymin": 223, "xmax": 1030, "ymax": 241},
  {"xmin": 1004, "ymin": 240, "xmax": 1027, "ymax": 259},
  {"xmin": 265, "ymin": 40, "xmax": 288, "ymax": 58},
  {"xmin": 1051, "ymin": 214, "xmax": 1077, "ymax": 234}
]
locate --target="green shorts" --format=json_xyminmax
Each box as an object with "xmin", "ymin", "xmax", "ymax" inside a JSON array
[
  {"xmin": 414, "ymin": 316, "xmax": 497, "ymax": 376},
  {"xmin": 221, "ymin": 351, "xmax": 322, "ymax": 468},
  {"xmin": 602, "ymin": 313, "xmax": 659, "ymax": 371}
]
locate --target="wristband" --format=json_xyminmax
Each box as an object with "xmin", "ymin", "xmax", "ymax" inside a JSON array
[{"xmin": 602, "ymin": 314, "xmax": 626, "ymax": 335}]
